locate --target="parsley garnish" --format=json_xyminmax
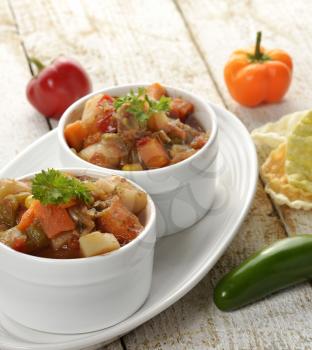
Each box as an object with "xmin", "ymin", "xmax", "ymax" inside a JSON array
[
  {"xmin": 31, "ymin": 169, "xmax": 92, "ymax": 205},
  {"xmin": 114, "ymin": 87, "xmax": 171, "ymax": 124}
]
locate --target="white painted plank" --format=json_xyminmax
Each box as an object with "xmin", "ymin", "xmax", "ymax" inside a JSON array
[
  {"xmin": 124, "ymin": 183, "xmax": 312, "ymax": 350},
  {"xmin": 176, "ymin": 0, "xmax": 312, "ymax": 130},
  {"xmin": 11, "ymin": 0, "xmax": 222, "ymax": 128},
  {"xmin": 0, "ymin": 0, "xmax": 49, "ymax": 169},
  {"xmin": 175, "ymin": 0, "xmax": 312, "ymax": 236}
]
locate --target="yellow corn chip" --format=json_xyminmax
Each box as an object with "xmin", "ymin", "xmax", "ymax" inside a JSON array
[
  {"xmin": 252, "ymin": 110, "xmax": 312, "ymax": 209},
  {"xmin": 261, "ymin": 143, "xmax": 312, "ymax": 210}
]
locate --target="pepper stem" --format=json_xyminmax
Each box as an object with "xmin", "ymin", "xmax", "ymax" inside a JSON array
[
  {"xmin": 29, "ymin": 57, "xmax": 46, "ymax": 75},
  {"xmin": 254, "ymin": 31, "xmax": 262, "ymax": 60}
]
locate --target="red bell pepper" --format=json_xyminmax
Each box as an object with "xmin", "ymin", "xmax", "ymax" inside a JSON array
[
  {"xmin": 96, "ymin": 94, "xmax": 116, "ymax": 132},
  {"xmin": 26, "ymin": 57, "xmax": 92, "ymax": 119}
]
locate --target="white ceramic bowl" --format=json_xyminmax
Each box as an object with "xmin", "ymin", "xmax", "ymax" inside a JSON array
[
  {"xmin": 0, "ymin": 168, "xmax": 156, "ymax": 334},
  {"xmin": 58, "ymin": 84, "xmax": 218, "ymax": 237}
]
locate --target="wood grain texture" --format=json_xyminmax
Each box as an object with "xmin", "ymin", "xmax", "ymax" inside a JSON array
[
  {"xmin": 176, "ymin": 0, "xmax": 312, "ymax": 238},
  {"xmin": 85, "ymin": 340, "xmax": 124, "ymax": 350},
  {"xmin": 10, "ymin": 0, "xmax": 222, "ymax": 102},
  {"xmin": 176, "ymin": 0, "xmax": 312, "ymax": 130},
  {"xmin": 0, "ymin": 0, "xmax": 48, "ymax": 169},
  {"xmin": 4, "ymin": 0, "xmax": 309, "ymax": 349},
  {"xmin": 124, "ymin": 183, "xmax": 312, "ymax": 350},
  {"xmin": 163, "ymin": 0, "xmax": 312, "ymax": 348}
]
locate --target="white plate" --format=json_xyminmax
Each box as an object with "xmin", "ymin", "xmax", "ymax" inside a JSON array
[{"xmin": 0, "ymin": 104, "xmax": 257, "ymax": 350}]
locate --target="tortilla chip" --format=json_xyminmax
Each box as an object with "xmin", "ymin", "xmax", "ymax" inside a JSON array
[{"xmin": 261, "ymin": 143, "xmax": 312, "ymax": 210}]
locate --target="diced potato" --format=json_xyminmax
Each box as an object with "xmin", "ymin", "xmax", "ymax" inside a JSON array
[
  {"xmin": 81, "ymin": 94, "xmax": 104, "ymax": 126},
  {"xmin": 95, "ymin": 178, "xmax": 116, "ymax": 194},
  {"xmin": 79, "ymin": 138, "xmax": 125, "ymax": 168},
  {"xmin": 0, "ymin": 180, "xmax": 30, "ymax": 200},
  {"xmin": 116, "ymin": 185, "xmax": 147, "ymax": 214},
  {"xmin": 97, "ymin": 196, "xmax": 143, "ymax": 244},
  {"xmin": 79, "ymin": 143, "xmax": 104, "ymax": 161},
  {"xmin": 147, "ymin": 112, "xmax": 170, "ymax": 132},
  {"xmin": 108, "ymin": 175, "xmax": 131, "ymax": 187},
  {"xmin": 146, "ymin": 83, "xmax": 166, "ymax": 100},
  {"xmin": 110, "ymin": 175, "xmax": 145, "ymax": 192},
  {"xmin": 137, "ymin": 137, "xmax": 170, "ymax": 169},
  {"xmin": 79, "ymin": 231, "xmax": 120, "ymax": 257},
  {"xmin": 85, "ymin": 177, "xmax": 116, "ymax": 200},
  {"xmin": 90, "ymin": 175, "xmax": 147, "ymax": 213}
]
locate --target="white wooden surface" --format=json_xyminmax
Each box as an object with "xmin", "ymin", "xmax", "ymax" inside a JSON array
[
  {"xmin": 0, "ymin": 0, "xmax": 48, "ymax": 165},
  {"xmin": 1, "ymin": 0, "xmax": 312, "ymax": 348}
]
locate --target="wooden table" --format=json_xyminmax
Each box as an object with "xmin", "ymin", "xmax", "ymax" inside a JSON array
[{"xmin": 1, "ymin": 0, "xmax": 312, "ymax": 348}]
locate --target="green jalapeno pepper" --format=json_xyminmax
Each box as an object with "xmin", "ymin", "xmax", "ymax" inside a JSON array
[{"xmin": 214, "ymin": 235, "xmax": 312, "ymax": 311}]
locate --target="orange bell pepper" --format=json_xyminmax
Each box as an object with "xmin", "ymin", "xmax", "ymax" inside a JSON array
[{"xmin": 224, "ymin": 32, "xmax": 293, "ymax": 107}]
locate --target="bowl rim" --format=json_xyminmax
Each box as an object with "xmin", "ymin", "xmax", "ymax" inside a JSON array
[
  {"xmin": 0, "ymin": 167, "xmax": 156, "ymax": 265},
  {"xmin": 58, "ymin": 83, "xmax": 218, "ymax": 176}
]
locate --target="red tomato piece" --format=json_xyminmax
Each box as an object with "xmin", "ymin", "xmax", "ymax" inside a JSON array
[
  {"xmin": 97, "ymin": 94, "xmax": 114, "ymax": 106},
  {"xmin": 97, "ymin": 109, "xmax": 116, "ymax": 133}
]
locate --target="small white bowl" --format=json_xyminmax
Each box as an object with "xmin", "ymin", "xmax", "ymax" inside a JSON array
[
  {"xmin": 58, "ymin": 84, "xmax": 218, "ymax": 237},
  {"xmin": 0, "ymin": 168, "xmax": 156, "ymax": 334}
]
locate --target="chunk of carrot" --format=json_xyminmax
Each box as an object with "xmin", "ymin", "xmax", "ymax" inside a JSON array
[
  {"xmin": 146, "ymin": 83, "xmax": 166, "ymax": 100},
  {"xmin": 137, "ymin": 137, "xmax": 170, "ymax": 169},
  {"xmin": 169, "ymin": 98, "xmax": 194, "ymax": 121},
  {"xmin": 97, "ymin": 196, "xmax": 143, "ymax": 244},
  {"xmin": 64, "ymin": 120, "xmax": 88, "ymax": 151},
  {"xmin": 147, "ymin": 112, "xmax": 170, "ymax": 132},
  {"xmin": 33, "ymin": 202, "xmax": 76, "ymax": 239},
  {"xmin": 16, "ymin": 200, "xmax": 38, "ymax": 231}
]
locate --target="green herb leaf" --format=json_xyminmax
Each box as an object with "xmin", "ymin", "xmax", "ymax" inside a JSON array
[
  {"xmin": 147, "ymin": 95, "xmax": 171, "ymax": 114},
  {"xmin": 114, "ymin": 87, "xmax": 171, "ymax": 124},
  {"xmin": 31, "ymin": 169, "xmax": 92, "ymax": 205}
]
